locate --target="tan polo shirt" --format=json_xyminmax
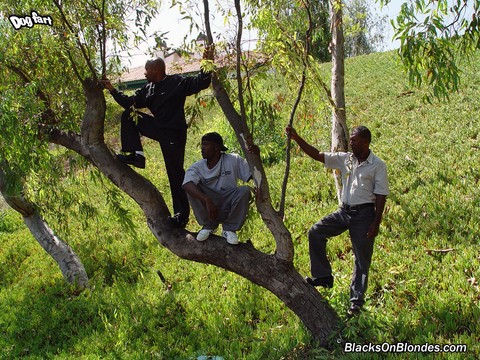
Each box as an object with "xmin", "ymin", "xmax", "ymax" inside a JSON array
[{"xmin": 324, "ymin": 151, "xmax": 389, "ymax": 205}]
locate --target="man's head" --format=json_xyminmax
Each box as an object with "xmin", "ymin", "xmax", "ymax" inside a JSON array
[
  {"xmin": 350, "ymin": 125, "xmax": 371, "ymax": 158},
  {"xmin": 201, "ymin": 132, "xmax": 228, "ymax": 159},
  {"xmin": 144, "ymin": 58, "xmax": 166, "ymax": 83}
]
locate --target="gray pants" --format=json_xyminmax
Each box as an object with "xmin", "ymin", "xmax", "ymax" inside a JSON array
[
  {"xmin": 187, "ymin": 185, "xmax": 251, "ymax": 232},
  {"xmin": 308, "ymin": 206, "xmax": 375, "ymax": 306}
]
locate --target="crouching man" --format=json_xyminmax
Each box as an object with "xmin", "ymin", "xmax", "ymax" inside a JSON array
[{"xmin": 182, "ymin": 132, "xmax": 256, "ymax": 245}]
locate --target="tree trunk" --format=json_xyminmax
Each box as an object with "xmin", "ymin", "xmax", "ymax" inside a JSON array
[
  {"xmin": 0, "ymin": 169, "xmax": 89, "ymax": 290},
  {"xmin": 330, "ymin": 0, "xmax": 349, "ymax": 203},
  {"xmin": 23, "ymin": 212, "xmax": 89, "ymax": 289},
  {"xmin": 210, "ymin": 76, "xmax": 294, "ymax": 262}
]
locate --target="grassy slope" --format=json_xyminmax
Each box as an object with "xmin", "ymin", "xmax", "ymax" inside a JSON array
[{"xmin": 0, "ymin": 51, "xmax": 479, "ymax": 359}]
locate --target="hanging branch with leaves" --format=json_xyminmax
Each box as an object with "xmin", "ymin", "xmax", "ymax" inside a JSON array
[
  {"xmin": 234, "ymin": 0, "xmax": 248, "ymax": 125},
  {"xmin": 52, "ymin": 0, "xmax": 99, "ymax": 80},
  {"xmin": 278, "ymin": 0, "xmax": 313, "ymax": 219}
]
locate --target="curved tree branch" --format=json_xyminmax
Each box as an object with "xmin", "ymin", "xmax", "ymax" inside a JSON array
[
  {"xmin": 41, "ymin": 126, "xmax": 92, "ymax": 161},
  {"xmin": 0, "ymin": 167, "xmax": 89, "ymax": 290},
  {"xmin": 279, "ymin": 0, "xmax": 313, "ymax": 219},
  {"xmin": 202, "ymin": 0, "xmax": 294, "ymax": 261}
]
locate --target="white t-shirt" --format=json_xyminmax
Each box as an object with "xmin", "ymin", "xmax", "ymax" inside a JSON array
[
  {"xmin": 183, "ymin": 153, "xmax": 252, "ymax": 192},
  {"xmin": 324, "ymin": 151, "xmax": 389, "ymax": 205}
]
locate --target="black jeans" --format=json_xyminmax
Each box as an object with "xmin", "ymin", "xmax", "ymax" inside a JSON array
[
  {"xmin": 120, "ymin": 110, "xmax": 189, "ymax": 218},
  {"xmin": 308, "ymin": 205, "xmax": 375, "ymax": 306}
]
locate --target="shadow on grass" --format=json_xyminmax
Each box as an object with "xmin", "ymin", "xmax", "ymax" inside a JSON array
[
  {"xmin": 1, "ymin": 272, "xmax": 312, "ymax": 359},
  {"xmin": 1, "ymin": 283, "xmax": 104, "ymax": 358}
]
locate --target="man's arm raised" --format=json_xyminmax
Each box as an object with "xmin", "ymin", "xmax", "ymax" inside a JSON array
[{"xmin": 285, "ymin": 125, "xmax": 325, "ymax": 163}]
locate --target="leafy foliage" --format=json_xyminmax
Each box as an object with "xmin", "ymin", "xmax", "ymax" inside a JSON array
[
  {"xmin": 1, "ymin": 0, "xmax": 480, "ymax": 357},
  {"xmin": 383, "ymin": 0, "xmax": 480, "ymax": 101},
  {"xmin": 250, "ymin": 0, "xmax": 332, "ymax": 62},
  {"xmin": 0, "ymin": 0, "xmax": 159, "ymax": 234},
  {"xmin": 344, "ymin": 0, "xmax": 388, "ymax": 57}
]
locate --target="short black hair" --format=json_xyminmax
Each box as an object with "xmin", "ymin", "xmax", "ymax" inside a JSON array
[
  {"xmin": 352, "ymin": 125, "xmax": 371, "ymax": 143},
  {"xmin": 145, "ymin": 58, "xmax": 165, "ymax": 72}
]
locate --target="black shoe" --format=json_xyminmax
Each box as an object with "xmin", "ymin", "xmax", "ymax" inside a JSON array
[
  {"xmin": 167, "ymin": 213, "xmax": 188, "ymax": 228},
  {"xmin": 305, "ymin": 275, "xmax": 334, "ymax": 288},
  {"xmin": 117, "ymin": 153, "xmax": 145, "ymax": 169},
  {"xmin": 347, "ymin": 303, "xmax": 362, "ymax": 317}
]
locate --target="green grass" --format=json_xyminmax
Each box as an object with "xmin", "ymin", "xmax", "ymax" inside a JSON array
[{"xmin": 1, "ymin": 50, "xmax": 479, "ymax": 359}]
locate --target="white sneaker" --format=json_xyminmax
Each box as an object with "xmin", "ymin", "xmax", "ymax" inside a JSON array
[
  {"xmin": 196, "ymin": 228, "xmax": 215, "ymax": 241},
  {"xmin": 222, "ymin": 230, "xmax": 239, "ymax": 245}
]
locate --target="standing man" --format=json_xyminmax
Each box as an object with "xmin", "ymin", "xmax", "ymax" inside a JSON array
[
  {"xmin": 182, "ymin": 132, "xmax": 256, "ymax": 245},
  {"xmin": 102, "ymin": 47, "xmax": 213, "ymax": 228},
  {"xmin": 286, "ymin": 125, "xmax": 389, "ymax": 316}
]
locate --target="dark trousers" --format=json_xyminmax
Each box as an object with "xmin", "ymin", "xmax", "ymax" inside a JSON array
[
  {"xmin": 308, "ymin": 206, "xmax": 375, "ymax": 306},
  {"xmin": 120, "ymin": 110, "xmax": 189, "ymax": 218}
]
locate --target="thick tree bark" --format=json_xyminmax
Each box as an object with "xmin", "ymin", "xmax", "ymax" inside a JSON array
[
  {"xmin": 210, "ymin": 77, "xmax": 295, "ymax": 262},
  {"xmin": 149, "ymin": 230, "xmax": 340, "ymax": 343},
  {"xmin": 0, "ymin": 169, "xmax": 89, "ymax": 290},
  {"xmin": 23, "ymin": 212, "xmax": 89, "ymax": 289},
  {"xmin": 330, "ymin": 0, "xmax": 349, "ymax": 203}
]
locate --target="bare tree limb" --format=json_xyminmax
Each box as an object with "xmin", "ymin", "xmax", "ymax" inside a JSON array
[
  {"xmin": 234, "ymin": 0, "xmax": 247, "ymax": 124},
  {"xmin": 41, "ymin": 126, "xmax": 93, "ymax": 161},
  {"xmin": 0, "ymin": 166, "xmax": 89, "ymax": 290},
  {"xmin": 279, "ymin": 0, "xmax": 313, "ymax": 218}
]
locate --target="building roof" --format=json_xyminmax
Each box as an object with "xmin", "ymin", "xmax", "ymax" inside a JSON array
[
  {"xmin": 117, "ymin": 56, "xmax": 204, "ymax": 90},
  {"xmin": 117, "ymin": 50, "xmax": 266, "ymax": 90}
]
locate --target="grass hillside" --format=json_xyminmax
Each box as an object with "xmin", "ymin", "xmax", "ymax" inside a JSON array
[{"xmin": 0, "ymin": 50, "xmax": 479, "ymax": 359}]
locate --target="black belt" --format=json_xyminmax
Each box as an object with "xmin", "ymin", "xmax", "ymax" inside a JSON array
[{"xmin": 341, "ymin": 203, "xmax": 374, "ymax": 212}]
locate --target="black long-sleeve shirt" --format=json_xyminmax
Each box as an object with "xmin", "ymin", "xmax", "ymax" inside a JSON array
[{"xmin": 110, "ymin": 71, "xmax": 211, "ymax": 131}]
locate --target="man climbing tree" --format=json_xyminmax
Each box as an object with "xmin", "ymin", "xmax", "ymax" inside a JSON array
[{"xmin": 101, "ymin": 46, "xmax": 214, "ymax": 228}]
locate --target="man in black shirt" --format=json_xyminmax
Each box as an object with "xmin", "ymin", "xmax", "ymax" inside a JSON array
[{"xmin": 102, "ymin": 47, "xmax": 213, "ymax": 227}]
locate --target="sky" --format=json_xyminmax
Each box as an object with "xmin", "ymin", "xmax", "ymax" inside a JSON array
[
  {"xmin": 122, "ymin": 0, "xmax": 405, "ymax": 68},
  {"xmin": 121, "ymin": 1, "xmax": 259, "ymax": 67}
]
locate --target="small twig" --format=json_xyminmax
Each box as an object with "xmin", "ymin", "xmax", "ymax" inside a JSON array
[
  {"xmin": 157, "ymin": 269, "xmax": 172, "ymax": 290},
  {"xmin": 425, "ymin": 248, "xmax": 455, "ymax": 255},
  {"xmin": 234, "ymin": 0, "xmax": 247, "ymax": 124},
  {"xmin": 156, "ymin": 269, "xmax": 166, "ymax": 282}
]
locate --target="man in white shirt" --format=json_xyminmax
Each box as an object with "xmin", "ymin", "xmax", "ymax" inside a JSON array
[
  {"xmin": 183, "ymin": 132, "xmax": 254, "ymax": 245},
  {"xmin": 286, "ymin": 125, "xmax": 389, "ymax": 316}
]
